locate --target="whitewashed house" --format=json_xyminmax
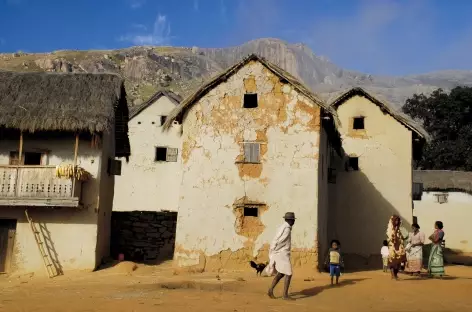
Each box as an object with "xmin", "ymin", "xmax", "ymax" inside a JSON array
[
  {"xmin": 111, "ymin": 90, "xmax": 182, "ymax": 263},
  {"xmin": 0, "ymin": 71, "xmax": 130, "ymax": 276},
  {"xmin": 163, "ymin": 54, "xmax": 341, "ymax": 273},
  {"xmin": 413, "ymin": 170, "xmax": 472, "ymax": 264},
  {"xmin": 327, "ymin": 87, "xmax": 428, "ymax": 266},
  {"xmin": 113, "ymin": 90, "xmax": 182, "ymax": 213}
]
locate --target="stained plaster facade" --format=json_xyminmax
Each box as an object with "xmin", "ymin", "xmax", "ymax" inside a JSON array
[
  {"xmin": 113, "ymin": 95, "xmax": 182, "ymax": 212},
  {"xmin": 0, "ymin": 131, "xmax": 115, "ymax": 276},
  {"xmin": 173, "ymin": 60, "xmax": 332, "ymax": 272},
  {"xmin": 328, "ymin": 94, "xmax": 414, "ymax": 258}
]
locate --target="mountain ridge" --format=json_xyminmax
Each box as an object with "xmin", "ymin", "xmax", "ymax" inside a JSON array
[{"xmin": 1, "ymin": 38, "xmax": 471, "ymax": 108}]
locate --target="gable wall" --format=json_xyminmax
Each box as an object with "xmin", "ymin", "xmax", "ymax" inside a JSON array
[
  {"xmin": 113, "ymin": 96, "xmax": 182, "ymax": 212},
  {"xmin": 329, "ymin": 95, "xmax": 413, "ymax": 258},
  {"xmin": 174, "ymin": 61, "xmax": 323, "ymax": 272}
]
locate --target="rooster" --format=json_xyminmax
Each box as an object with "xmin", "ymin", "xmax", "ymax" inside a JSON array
[{"xmin": 250, "ymin": 260, "xmax": 268, "ymax": 276}]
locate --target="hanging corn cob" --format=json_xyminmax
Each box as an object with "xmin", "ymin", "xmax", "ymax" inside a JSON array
[{"xmin": 54, "ymin": 164, "xmax": 91, "ymax": 182}]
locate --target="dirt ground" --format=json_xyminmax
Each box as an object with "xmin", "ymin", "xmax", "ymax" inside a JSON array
[{"xmin": 1, "ymin": 262, "xmax": 472, "ymax": 312}]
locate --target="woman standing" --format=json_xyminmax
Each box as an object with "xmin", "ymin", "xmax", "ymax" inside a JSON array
[
  {"xmin": 405, "ymin": 223, "xmax": 425, "ymax": 276},
  {"xmin": 386, "ymin": 215, "xmax": 407, "ymax": 280},
  {"xmin": 428, "ymin": 221, "xmax": 445, "ymax": 278}
]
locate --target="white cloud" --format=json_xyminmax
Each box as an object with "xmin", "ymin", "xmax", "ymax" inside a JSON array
[
  {"xmin": 193, "ymin": 0, "xmax": 199, "ymax": 12},
  {"xmin": 120, "ymin": 14, "xmax": 172, "ymax": 46},
  {"xmin": 128, "ymin": 0, "xmax": 146, "ymax": 9}
]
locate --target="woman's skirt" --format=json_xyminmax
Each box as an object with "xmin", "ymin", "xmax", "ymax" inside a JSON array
[
  {"xmin": 405, "ymin": 246, "xmax": 423, "ymax": 273},
  {"xmin": 428, "ymin": 244, "xmax": 445, "ymax": 277}
]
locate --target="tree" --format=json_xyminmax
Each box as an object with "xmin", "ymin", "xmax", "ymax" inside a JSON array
[{"xmin": 402, "ymin": 86, "xmax": 472, "ymax": 171}]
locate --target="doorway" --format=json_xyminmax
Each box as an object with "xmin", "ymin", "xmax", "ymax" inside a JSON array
[{"xmin": 0, "ymin": 219, "xmax": 17, "ymax": 273}]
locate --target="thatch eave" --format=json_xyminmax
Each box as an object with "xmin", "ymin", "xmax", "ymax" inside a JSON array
[{"xmin": 413, "ymin": 170, "xmax": 472, "ymax": 195}]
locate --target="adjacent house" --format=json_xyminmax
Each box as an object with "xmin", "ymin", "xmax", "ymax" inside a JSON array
[
  {"xmin": 111, "ymin": 90, "xmax": 182, "ymax": 263},
  {"xmin": 327, "ymin": 87, "xmax": 429, "ymax": 263},
  {"xmin": 0, "ymin": 71, "xmax": 130, "ymax": 276},
  {"xmin": 163, "ymin": 54, "xmax": 341, "ymax": 272},
  {"xmin": 413, "ymin": 170, "xmax": 472, "ymax": 263}
]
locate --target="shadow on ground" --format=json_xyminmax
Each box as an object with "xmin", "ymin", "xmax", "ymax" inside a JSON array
[{"xmin": 292, "ymin": 278, "xmax": 368, "ymax": 299}]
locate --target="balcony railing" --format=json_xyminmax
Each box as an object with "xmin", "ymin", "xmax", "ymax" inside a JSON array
[{"xmin": 0, "ymin": 166, "xmax": 82, "ymax": 207}]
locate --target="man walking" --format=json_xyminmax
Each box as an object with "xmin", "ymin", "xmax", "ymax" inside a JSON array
[{"xmin": 266, "ymin": 212, "xmax": 295, "ymax": 300}]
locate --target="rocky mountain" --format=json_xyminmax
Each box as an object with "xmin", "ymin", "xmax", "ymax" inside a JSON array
[{"xmin": 1, "ymin": 38, "xmax": 472, "ymax": 109}]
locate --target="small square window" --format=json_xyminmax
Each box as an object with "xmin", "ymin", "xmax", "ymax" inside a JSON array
[
  {"xmin": 160, "ymin": 116, "xmax": 167, "ymax": 126},
  {"xmin": 353, "ymin": 117, "xmax": 365, "ymax": 130},
  {"xmin": 434, "ymin": 193, "xmax": 448, "ymax": 204},
  {"xmin": 243, "ymin": 93, "xmax": 258, "ymax": 108},
  {"xmin": 155, "ymin": 147, "xmax": 178, "ymax": 162},
  {"xmin": 243, "ymin": 207, "xmax": 258, "ymax": 217},
  {"xmin": 155, "ymin": 147, "xmax": 167, "ymax": 161},
  {"xmin": 348, "ymin": 157, "xmax": 359, "ymax": 171},
  {"xmin": 243, "ymin": 142, "xmax": 260, "ymax": 163}
]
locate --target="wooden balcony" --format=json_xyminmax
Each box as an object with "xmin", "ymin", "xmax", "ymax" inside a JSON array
[{"xmin": 0, "ymin": 166, "xmax": 82, "ymax": 207}]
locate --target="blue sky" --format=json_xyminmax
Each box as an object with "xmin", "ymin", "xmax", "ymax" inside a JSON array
[{"xmin": 0, "ymin": 0, "xmax": 472, "ymax": 75}]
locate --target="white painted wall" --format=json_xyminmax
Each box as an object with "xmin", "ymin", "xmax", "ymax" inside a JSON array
[
  {"xmin": 174, "ymin": 61, "xmax": 323, "ymax": 271},
  {"xmin": 113, "ymin": 96, "xmax": 182, "ymax": 212},
  {"xmin": 0, "ymin": 134, "xmax": 105, "ymax": 275},
  {"xmin": 329, "ymin": 95, "xmax": 414, "ymax": 257},
  {"xmin": 414, "ymin": 192, "xmax": 472, "ymax": 253}
]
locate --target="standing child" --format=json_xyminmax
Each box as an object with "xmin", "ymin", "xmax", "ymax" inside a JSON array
[
  {"xmin": 381, "ymin": 240, "xmax": 389, "ymax": 272},
  {"xmin": 325, "ymin": 240, "xmax": 343, "ymax": 286}
]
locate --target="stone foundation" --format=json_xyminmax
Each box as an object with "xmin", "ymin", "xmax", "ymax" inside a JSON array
[{"xmin": 110, "ymin": 211, "xmax": 177, "ymax": 263}]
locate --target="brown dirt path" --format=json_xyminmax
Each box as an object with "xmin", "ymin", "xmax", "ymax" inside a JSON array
[{"xmin": 1, "ymin": 263, "xmax": 472, "ymax": 312}]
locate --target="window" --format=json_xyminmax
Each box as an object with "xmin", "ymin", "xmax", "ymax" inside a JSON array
[
  {"xmin": 9, "ymin": 151, "xmax": 42, "ymax": 165},
  {"xmin": 243, "ymin": 93, "xmax": 258, "ymax": 108},
  {"xmin": 160, "ymin": 115, "xmax": 167, "ymax": 126},
  {"xmin": 434, "ymin": 193, "xmax": 448, "ymax": 204},
  {"xmin": 155, "ymin": 147, "xmax": 178, "ymax": 162},
  {"xmin": 348, "ymin": 157, "xmax": 359, "ymax": 171},
  {"xmin": 243, "ymin": 143, "xmax": 260, "ymax": 163},
  {"xmin": 353, "ymin": 117, "xmax": 365, "ymax": 130},
  {"xmin": 243, "ymin": 206, "xmax": 259, "ymax": 217}
]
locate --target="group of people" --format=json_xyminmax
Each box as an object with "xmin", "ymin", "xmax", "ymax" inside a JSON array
[
  {"xmin": 263, "ymin": 212, "xmax": 446, "ymax": 300},
  {"xmin": 384, "ymin": 215, "xmax": 445, "ymax": 280}
]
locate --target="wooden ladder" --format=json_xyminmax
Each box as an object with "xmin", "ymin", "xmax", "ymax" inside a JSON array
[{"xmin": 25, "ymin": 210, "xmax": 56, "ymax": 278}]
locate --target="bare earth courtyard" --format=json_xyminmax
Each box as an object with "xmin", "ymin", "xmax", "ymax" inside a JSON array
[{"xmin": 1, "ymin": 262, "xmax": 472, "ymax": 312}]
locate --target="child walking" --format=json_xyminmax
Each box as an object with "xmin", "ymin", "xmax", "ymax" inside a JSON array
[
  {"xmin": 325, "ymin": 240, "xmax": 343, "ymax": 286},
  {"xmin": 381, "ymin": 240, "xmax": 389, "ymax": 272}
]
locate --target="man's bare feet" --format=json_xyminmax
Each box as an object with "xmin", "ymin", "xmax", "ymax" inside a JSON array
[{"xmin": 267, "ymin": 290, "xmax": 276, "ymax": 299}]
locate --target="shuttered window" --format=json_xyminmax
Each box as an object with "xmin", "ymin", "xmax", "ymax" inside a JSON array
[
  {"xmin": 243, "ymin": 143, "xmax": 260, "ymax": 163},
  {"xmin": 166, "ymin": 147, "xmax": 178, "ymax": 162},
  {"xmin": 155, "ymin": 147, "xmax": 178, "ymax": 162}
]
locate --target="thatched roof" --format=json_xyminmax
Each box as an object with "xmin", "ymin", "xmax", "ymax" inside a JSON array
[
  {"xmin": 129, "ymin": 90, "xmax": 181, "ymax": 120},
  {"xmin": 0, "ymin": 70, "xmax": 126, "ymax": 133},
  {"xmin": 330, "ymin": 87, "xmax": 430, "ymax": 141},
  {"xmin": 163, "ymin": 54, "xmax": 338, "ymax": 130},
  {"xmin": 0, "ymin": 70, "xmax": 130, "ymax": 157},
  {"xmin": 413, "ymin": 170, "xmax": 472, "ymax": 194}
]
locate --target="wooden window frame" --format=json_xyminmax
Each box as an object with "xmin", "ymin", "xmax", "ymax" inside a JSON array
[{"xmin": 242, "ymin": 142, "xmax": 261, "ymax": 164}]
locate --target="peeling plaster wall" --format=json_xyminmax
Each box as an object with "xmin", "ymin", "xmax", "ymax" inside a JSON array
[
  {"xmin": 414, "ymin": 192, "xmax": 472, "ymax": 253},
  {"xmin": 113, "ymin": 96, "xmax": 182, "ymax": 212},
  {"xmin": 329, "ymin": 95, "xmax": 413, "ymax": 257},
  {"xmin": 0, "ymin": 136, "xmax": 103, "ymax": 275},
  {"xmin": 174, "ymin": 61, "xmax": 323, "ymax": 272}
]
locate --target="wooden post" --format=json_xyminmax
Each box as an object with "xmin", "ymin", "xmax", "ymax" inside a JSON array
[
  {"xmin": 18, "ymin": 132, "xmax": 23, "ymax": 164},
  {"xmin": 14, "ymin": 132, "xmax": 24, "ymax": 197},
  {"xmin": 72, "ymin": 134, "xmax": 79, "ymax": 196}
]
